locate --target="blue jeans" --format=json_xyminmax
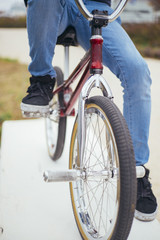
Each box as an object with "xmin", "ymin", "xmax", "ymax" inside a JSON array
[{"xmin": 27, "ymin": 0, "xmax": 152, "ymax": 166}]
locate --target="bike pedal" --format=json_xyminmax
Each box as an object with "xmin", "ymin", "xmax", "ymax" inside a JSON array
[{"xmin": 22, "ymin": 111, "xmax": 49, "ymax": 118}]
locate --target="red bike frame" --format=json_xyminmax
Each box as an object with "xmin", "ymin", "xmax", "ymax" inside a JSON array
[
  {"xmin": 53, "ymin": 33, "xmax": 104, "ymax": 117},
  {"xmin": 53, "ymin": 50, "xmax": 91, "ymax": 117}
]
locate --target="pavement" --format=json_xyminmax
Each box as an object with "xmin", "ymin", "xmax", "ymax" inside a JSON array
[{"xmin": 0, "ymin": 117, "xmax": 160, "ymax": 240}]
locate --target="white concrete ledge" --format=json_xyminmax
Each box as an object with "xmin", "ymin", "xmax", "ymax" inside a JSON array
[{"xmin": 0, "ymin": 119, "xmax": 160, "ymax": 239}]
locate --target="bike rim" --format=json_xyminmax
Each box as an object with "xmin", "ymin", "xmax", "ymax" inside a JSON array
[{"xmin": 70, "ymin": 104, "xmax": 120, "ymax": 240}]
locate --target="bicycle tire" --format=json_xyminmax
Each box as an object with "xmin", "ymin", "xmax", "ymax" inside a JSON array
[
  {"xmin": 45, "ymin": 66, "xmax": 67, "ymax": 160},
  {"xmin": 69, "ymin": 96, "xmax": 136, "ymax": 240}
]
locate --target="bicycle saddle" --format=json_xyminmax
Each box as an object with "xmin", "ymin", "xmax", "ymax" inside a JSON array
[{"xmin": 56, "ymin": 26, "xmax": 79, "ymax": 47}]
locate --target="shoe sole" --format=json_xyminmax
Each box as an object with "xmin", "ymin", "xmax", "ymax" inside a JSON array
[
  {"xmin": 134, "ymin": 207, "xmax": 158, "ymax": 222},
  {"xmin": 20, "ymin": 100, "xmax": 53, "ymax": 118}
]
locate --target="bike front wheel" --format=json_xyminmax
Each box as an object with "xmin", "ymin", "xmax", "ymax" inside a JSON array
[{"xmin": 69, "ymin": 96, "xmax": 136, "ymax": 240}]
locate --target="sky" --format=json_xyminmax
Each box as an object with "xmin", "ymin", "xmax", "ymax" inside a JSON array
[{"xmin": 0, "ymin": 0, "xmax": 22, "ymax": 11}]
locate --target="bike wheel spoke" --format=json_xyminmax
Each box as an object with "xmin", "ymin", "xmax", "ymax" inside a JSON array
[{"xmin": 70, "ymin": 100, "xmax": 123, "ymax": 239}]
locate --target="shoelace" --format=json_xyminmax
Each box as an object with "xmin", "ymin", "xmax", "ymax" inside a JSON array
[{"xmin": 27, "ymin": 82, "xmax": 52, "ymax": 100}]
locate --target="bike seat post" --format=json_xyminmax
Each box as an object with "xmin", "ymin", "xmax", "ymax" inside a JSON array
[
  {"xmin": 64, "ymin": 46, "xmax": 69, "ymax": 80},
  {"xmin": 56, "ymin": 26, "xmax": 78, "ymax": 81}
]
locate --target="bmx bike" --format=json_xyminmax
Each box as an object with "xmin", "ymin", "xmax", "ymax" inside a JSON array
[{"xmin": 43, "ymin": 0, "xmax": 145, "ymax": 239}]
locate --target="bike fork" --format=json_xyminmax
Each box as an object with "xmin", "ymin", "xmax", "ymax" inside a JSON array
[{"xmin": 77, "ymin": 73, "xmax": 113, "ymax": 167}]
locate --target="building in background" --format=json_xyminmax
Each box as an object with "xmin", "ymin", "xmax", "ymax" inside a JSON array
[
  {"xmin": 0, "ymin": 2, "xmax": 26, "ymax": 18},
  {"xmin": 112, "ymin": 0, "xmax": 160, "ymax": 23}
]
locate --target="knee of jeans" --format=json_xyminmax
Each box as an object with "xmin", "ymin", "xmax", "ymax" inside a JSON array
[{"xmin": 124, "ymin": 58, "xmax": 152, "ymax": 92}]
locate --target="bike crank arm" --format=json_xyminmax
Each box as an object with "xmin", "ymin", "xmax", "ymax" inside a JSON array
[{"xmin": 43, "ymin": 166, "xmax": 145, "ymax": 183}]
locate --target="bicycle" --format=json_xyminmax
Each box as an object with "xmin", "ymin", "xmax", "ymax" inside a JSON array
[{"xmin": 43, "ymin": 0, "xmax": 145, "ymax": 239}]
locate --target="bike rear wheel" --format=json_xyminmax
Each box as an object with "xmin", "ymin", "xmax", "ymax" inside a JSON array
[
  {"xmin": 69, "ymin": 96, "xmax": 136, "ymax": 240},
  {"xmin": 45, "ymin": 66, "xmax": 67, "ymax": 160}
]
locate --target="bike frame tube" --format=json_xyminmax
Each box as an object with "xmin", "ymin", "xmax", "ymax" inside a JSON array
[
  {"xmin": 65, "ymin": 62, "xmax": 90, "ymax": 115},
  {"xmin": 64, "ymin": 46, "xmax": 69, "ymax": 80},
  {"xmin": 52, "ymin": 50, "xmax": 91, "ymax": 116},
  {"xmin": 53, "ymin": 49, "xmax": 91, "ymax": 96}
]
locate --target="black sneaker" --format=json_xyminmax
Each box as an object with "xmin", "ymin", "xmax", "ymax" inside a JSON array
[
  {"xmin": 135, "ymin": 166, "xmax": 158, "ymax": 221},
  {"xmin": 21, "ymin": 75, "xmax": 55, "ymax": 117}
]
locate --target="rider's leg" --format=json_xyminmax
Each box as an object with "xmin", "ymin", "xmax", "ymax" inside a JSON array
[
  {"xmin": 27, "ymin": 0, "xmax": 67, "ymax": 77},
  {"xmin": 21, "ymin": 0, "xmax": 69, "ymax": 114},
  {"xmin": 73, "ymin": 0, "xmax": 150, "ymax": 167},
  {"xmin": 71, "ymin": 0, "xmax": 157, "ymax": 221}
]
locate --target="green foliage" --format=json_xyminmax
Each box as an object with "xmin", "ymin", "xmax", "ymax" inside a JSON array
[
  {"xmin": 123, "ymin": 23, "xmax": 160, "ymax": 47},
  {"xmin": 123, "ymin": 23, "xmax": 160, "ymax": 59},
  {"xmin": 0, "ymin": 58, "xmax": 29, "ymax": 144},
  {"xmin": 0, "ymin": 58, "xmax": 18, "ymax": 63},
  {"xmin": 0, "ymin": 113, "xmax": 12, "ymax": 123},
  {"xmin": 0, "ymin": 16, "xmax": 26, "ymax": 28}
]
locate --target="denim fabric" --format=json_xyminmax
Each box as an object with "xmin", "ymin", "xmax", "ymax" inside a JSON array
[
  {"xmin": 87, "ymin": 0, "xmax": 111, "ymax": 6},
  {"xmin": 27, "ymin": 0, "xmax": 152, "ymax": 166}
]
